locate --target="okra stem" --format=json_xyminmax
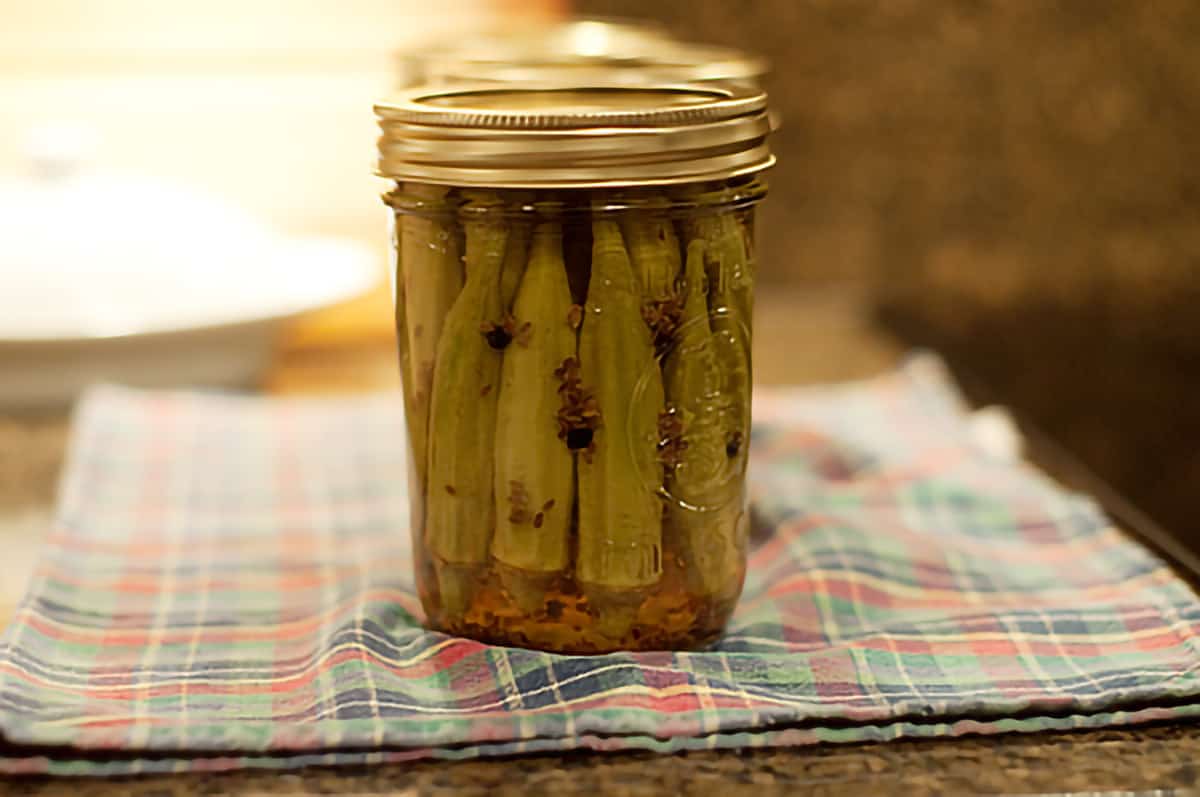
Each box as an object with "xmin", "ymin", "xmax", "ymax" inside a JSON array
[
  {"xmin": 499, "ymin": 221, "xmax": 531, "ymax": 312},
  {"xmin": 621, "ymin": 206, "xmax": 681, "ymax": 303}
]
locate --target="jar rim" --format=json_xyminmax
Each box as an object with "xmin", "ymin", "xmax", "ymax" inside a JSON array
[{"xmin": 375, "ymin": 81, "xmax": 774, "ymax": 188}]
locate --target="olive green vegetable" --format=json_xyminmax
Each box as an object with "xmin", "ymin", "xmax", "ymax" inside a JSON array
[
  {"xmin": 425, "ymin": 196, "xmax": 508, "ymax": 617},
  {"xmin": 496, "ymin": 192, "xmax": 535, "ymax": 312},
  {"xmin": 401, "ymin": 184, "xmax": 463, "ymax": 495},
  {"xmin": 665, "ymin": 240, "xmax": 744, "ymax": 601},
  {"xmin": 390, "ymin": 208, "xmax": 408, "ymax": 400},
  {"xmin": 388, "ymin": 202, "xmax": 425, "ymax": 510},
  {"xmin": 673, "ymin": 184, "xmax": 753, "ymax": 323},
  {"xmin": 712, "ymin": 209, "xmax": 754, "ymax": 324},
  {"xmin": 491, "ymin": 223, "xmax": 577, "ymax": 613},
  {"xmin": 576, "ymin": 219, "xmax": 664, "ymax": 637},
  {"xmin": 712, "ymin": 213, "xmax": 753, "ymax": 438},
  {"xmin": 685, "ymin": 211, "xmax": 752, "ymax": 322},
  {"xmin": 685, "ymin": 207, "xmax": 753, "ymax": 482},
  {"xmin": 621, "ymin": 207, "xmax": 681, "ymax": 303},
  {"xmin": 498, "ymin": 222, "xmax": 531, "ymax": 311}
]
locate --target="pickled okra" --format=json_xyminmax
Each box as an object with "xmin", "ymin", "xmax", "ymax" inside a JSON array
[
  {"xmin": 664, "ymin": 241, "xmax": 744, "ymax": 602},
  {"xmin": 498, "ymin": 222, "xmax": 531, "ymax": 311},
  {"xmin": 400, "ymin": 184, "xmax": 463, "ymax": 494},
  {"xmin": 491, "ymin": 223, "xmax": 576, "ymax": 612},
  {"xmin": 425, "ymin": 193, "xmax": 509, "ymax": 616},
  {"xmin": 702, "ymin": 209, "xmax": 754, "ymax": 323},
  {"xmin": 621, "ymin": 206, "xmax": 681, "ymax": 303},
  {"xmin": 621, "ymin": 207, "xmax": 682, "ymax": 351},
  {"xmin": 386, "ymin": 179, "xmax": 763, "ymax": 653},
  {"xmin": 682, "ymin": 200, "xmax": 754, "ymax": 493},
  {"xmin": 385, "ymin": 192, "xmax": 421, "ymax": 482},
  {"xmin": 576, "ymin": 219, "xmax": 665, "ymax": 637}
]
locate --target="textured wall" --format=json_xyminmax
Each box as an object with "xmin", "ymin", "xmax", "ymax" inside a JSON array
[
  {"xmin": 579, "ymin": 1, "xmax": 1199, "ymax": 285},
  {"xmin": 580, "ymin": 0, "xmax": 1200, "ymax": 541}
]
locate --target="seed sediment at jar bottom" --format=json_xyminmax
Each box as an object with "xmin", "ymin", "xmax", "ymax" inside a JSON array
[{"xmin": 387, "ymin": 181, "xmax": 760, "ymax": 653}]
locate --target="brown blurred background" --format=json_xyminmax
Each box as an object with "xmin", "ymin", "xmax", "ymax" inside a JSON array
[{"xmin": 581, "ymin": 0, "xmax": 1200, "ymax": 544}]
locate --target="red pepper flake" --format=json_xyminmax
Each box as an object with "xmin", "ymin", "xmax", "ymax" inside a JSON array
[
  {"xmin": 480, "ymin": 384, "xmax": 493, "ymax": 397},
  {"xmin": 542, "ymin": 498, "xmax": 556, "ymax": 512},
  {"xmin": 444, "ymin": 484, "xmax": 457, "ymax": 496},
  {"xmin": 532, "ymin": 512, "xmax": 544, "ymax": 529}
]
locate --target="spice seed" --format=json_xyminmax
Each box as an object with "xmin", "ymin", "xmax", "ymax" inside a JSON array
[
  {"xmin": 565, "ymin": 427, "xmax": 594, "ymax": 450},
  {"xmin": 484, "ymin": 326, "xmax": 513, "ymax": 350}
]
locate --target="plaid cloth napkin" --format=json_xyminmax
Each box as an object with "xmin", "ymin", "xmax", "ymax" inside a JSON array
[{"xmin": 2, "ymin": 354, "xmax": 1199, "ymax": 776}]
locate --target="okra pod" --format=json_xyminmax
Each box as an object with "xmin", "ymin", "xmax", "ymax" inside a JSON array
[
  {"xmin": 684, "ymin": 207, "xmax": 753, "ymax": 480},
  {"xmin": 621, "ymin": 207, "xmax": 681, "ymax": 303},
  {"xmin": 576, "ymin": 219, "xmax": 664, "ymax": 637},
  {"xmin": 425, "ymin": 194, "xmax": 509, "ymax": 617},
  {"xmin": 491, "ymin": 223, "xmax": 577, "ymax": 612},
  {"xmin": 664, "ymin": 240, "xmax": 745, "ymax": 601},
  {"xmin": 401, "ymin": 184, "xmax": 463, "ymax": 495},
  {"xmin": 498, "ymin": 221, "xmax": 531, "ymax": 312}
]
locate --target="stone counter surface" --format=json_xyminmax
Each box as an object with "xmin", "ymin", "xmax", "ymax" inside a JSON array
[
  {"xmin": 1, "ymin": 291, "xmax": 1197, "ymax": 794},
  {"xmin": 2, "ymin": 725, "xmax": 1199, "ymax": 796}
]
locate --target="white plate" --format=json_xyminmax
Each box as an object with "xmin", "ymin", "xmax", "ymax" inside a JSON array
[
  {"xmin": 0, "ymin": 237, "xmax": 379, "ymax": 409},
  {"xmin": 0, "ymin": 166, "xmax": 381, "ymax": 409}
]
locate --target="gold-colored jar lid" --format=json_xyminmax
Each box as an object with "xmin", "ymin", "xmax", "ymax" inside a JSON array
[
  {"xmin": 375, "ymin": 82, "xmax": 774, "ymax": 188},
  {"xmin": 417, "ymin": 20, "xmax": 768, "ymax": 87}
]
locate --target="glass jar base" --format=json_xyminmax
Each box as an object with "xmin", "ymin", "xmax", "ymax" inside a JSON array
[{"xmin": 422, "ymin": 562, "xmax": 741, "ymax": 654}]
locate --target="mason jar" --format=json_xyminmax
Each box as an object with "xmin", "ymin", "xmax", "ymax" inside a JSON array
[
  {"xmin": 403, "ymin": 18, "xmax": 767, "ymax": 88},
  {"xmin": 376, "ymin": 83, "xmax": 773, "ymax": 653}
]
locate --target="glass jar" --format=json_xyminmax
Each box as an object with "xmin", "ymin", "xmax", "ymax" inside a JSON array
[
  {"xmin": 376, "ymin": 83, "xmax": 773, "ymax": 653},
  {"xmin": 411, "ymin": 19, "xmax": 768, "ymax": 87}
]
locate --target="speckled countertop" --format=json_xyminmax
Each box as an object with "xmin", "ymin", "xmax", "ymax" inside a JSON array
[
  {"xmin": 2, "ymin": 726, "xmax": 1199, "ymax": 796},
  {"xmin": 1, "ymin": 291, "xmax": 1197, "ymax": 795}
]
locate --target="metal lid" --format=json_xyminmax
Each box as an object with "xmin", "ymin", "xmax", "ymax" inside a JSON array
[
  {"xmin": 403, "ymin": 18, "xmax": 671, "ymax": 86},
  {"xmin": 417, "ymin": 20, "xmax": 767, "ymax": 87},
  {"xmin": 375, "ymin": 82, "xmax": 774, "ymax": 188}
]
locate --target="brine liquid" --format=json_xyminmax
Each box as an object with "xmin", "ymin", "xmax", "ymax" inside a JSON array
[
  {"xmin": 414, "ymin": 528, "xmax": 745, "ymax": 653},
  {"xmin": 389, "ymin": 179, "xmax": 761, "ymax": 653}
]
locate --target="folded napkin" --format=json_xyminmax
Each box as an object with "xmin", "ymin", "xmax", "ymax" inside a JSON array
[{"xmin": 2, "ymin": 354, "xmax": 1199, "ymax": 776}]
